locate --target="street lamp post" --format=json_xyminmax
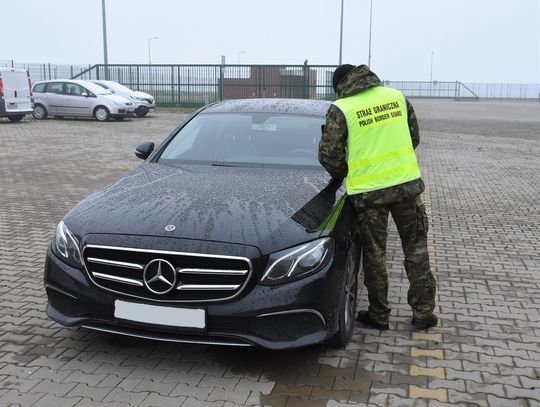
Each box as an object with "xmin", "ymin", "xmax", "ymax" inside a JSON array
[
  {"xmin": 101, "ymin": 0, "xmax": 109, "ymax": 79},
  {"xmin": 430, "ymin": 51, "xmax": 434, "ymax": 82},
  {"xmin": 148, "ymin": 36, "xmax": 159, "ymax": 65},
  {"xmin": 338, "ymin": 0, "xmax": 344, "ymax": 64},
  {"xmin": 237, "ymin": 51, "xmax": 246, "ymax": 65}
]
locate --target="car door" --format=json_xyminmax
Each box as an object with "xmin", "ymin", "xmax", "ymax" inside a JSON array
[
  {"xmin": 44, "ymin": 82, "xmax": 64, "ymax": 115},
  {"xmin": 63, "ymin": 83, "xmax": 93, "ymax": 117},
  {"xmin": 0, "ymin": 69, "xmax": 32, "ymax": 114}
]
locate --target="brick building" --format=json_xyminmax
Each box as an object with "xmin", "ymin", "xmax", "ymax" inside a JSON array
[{"xmin": 223, "ymin": 66, "xmax": 317, "ymax": 99}]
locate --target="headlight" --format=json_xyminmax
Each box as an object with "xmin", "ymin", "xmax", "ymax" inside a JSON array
[
  {"xmin": 52, "ymin": 221, "xmax": 83, "ymax": 268},
  {"xmin": 130, "ymin": 95, "xmax": 145, "ymax": 101},
  {"xmin": 260, "ymin": 238, "xmax": 333, "ymax": 285}
]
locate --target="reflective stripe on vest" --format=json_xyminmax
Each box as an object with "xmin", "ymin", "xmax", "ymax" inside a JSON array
[{"xmin": 332, "ymin": 86, "xmax": 421, "ymax": 195}]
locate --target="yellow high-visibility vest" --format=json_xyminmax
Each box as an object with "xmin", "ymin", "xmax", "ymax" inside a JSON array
[{"xmin": 333, "ymin": 86, "xmax": 421, "ymax": 195}]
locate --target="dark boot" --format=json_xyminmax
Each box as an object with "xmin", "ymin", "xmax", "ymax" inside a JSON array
[
  {"xmin": 411, "ymin": 314, "xmax": 438, "ymax": 329},
  {"xmin": 357, "ymin": 310, "xmax": 389, "ymax": 330}
]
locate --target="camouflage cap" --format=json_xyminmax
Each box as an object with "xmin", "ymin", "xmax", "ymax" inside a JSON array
[{"xmin": 332, "ymin": 64, "xmax": 355, "ymax": 92}]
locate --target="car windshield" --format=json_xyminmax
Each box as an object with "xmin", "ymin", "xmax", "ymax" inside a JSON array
[
  {"xmin": 100, "ymin": 81, "xmax": 132, "ymax": 93},
  {"xmin": 158, "ymin": 112, "xmax": 325, "ymax": 168},
  {"xmin": 82, "ymin": 82, "xmax": 113, "ymax": 95}
]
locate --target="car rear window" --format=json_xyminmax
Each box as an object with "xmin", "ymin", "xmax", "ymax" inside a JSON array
[{"xmin": 33, "ymin": 83, "xmax": 46, "ymax": 93}]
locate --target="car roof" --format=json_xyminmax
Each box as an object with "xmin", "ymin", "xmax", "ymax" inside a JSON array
[
  {"xmin": 202, "ymin": 99, "xmax": 331, "ymax": 117},
  {"xmin": 33, "ymin": 79, "xmax": 92, "ymax": 86}
]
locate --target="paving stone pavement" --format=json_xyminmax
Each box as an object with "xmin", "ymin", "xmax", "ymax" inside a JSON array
[{"xmin": 0, "ymin": 100, "xmax": 539, "ymax": 407}]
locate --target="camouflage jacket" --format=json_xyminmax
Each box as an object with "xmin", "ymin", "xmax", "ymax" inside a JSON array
[{"xmin": 318, "ymin": 65, "xmax": 424, "ymax": 206}]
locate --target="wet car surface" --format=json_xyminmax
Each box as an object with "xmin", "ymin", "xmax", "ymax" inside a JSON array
[{"xmin": 44, "ymin": 99, "xmax": 362, "ymax": 349}]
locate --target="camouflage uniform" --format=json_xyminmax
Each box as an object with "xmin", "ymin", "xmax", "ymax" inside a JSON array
[{"xmin": 319, "ymin": 65, "xmax": 436, "ymax": 325}]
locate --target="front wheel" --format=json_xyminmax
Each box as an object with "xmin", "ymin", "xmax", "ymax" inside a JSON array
[
  {"xmin": 328, "ymin": 241, "xmax": 360, "ymax": 348},
  {"xmin": 93, "ymin": 106, "xmax": 110, "ymax": 122},
  {"xmin": 33, "ymin": 104, "xmax": 48, "ymax": 120},
  {"xmin": 8, "ymin": 115, "xmax": 24, "ymax": 122},
  {"xmin": 135, "ymin": 106, "xmax": 149, "ymax": 117}
]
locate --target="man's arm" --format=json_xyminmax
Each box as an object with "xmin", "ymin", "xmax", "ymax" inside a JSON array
[
  {"xmin": 318, "ymin": 105, "xmax": 348, "ymax": 180},
  {"xmin": 406, "ymin": 99, "xmax": 420, "ymax": 149}
]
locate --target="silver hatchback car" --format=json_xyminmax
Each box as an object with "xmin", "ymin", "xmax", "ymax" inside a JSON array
[{"xmin": 32, "ymin": 80, "xmax": 135, "ymax": 121}]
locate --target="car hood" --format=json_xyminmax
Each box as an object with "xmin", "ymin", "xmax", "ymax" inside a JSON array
[
  {"xmin": 133, "ymin": 91, "xmax": 153, "ymax": 100},
  {"xmin": 103, "ymin": 94, "xmax": 132, "ymax": 105},
  {"xmin": 64, "ymin": 163, "xmax": 346, "ymax": 255}
]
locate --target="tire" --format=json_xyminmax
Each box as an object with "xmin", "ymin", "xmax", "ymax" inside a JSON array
[
  {"xmin": 328, "ymin": 241, "xmax": 360, "ymax": 348},
  {"xmin": 8, "ymin": 115, "xmax": 24, "ymax": 122},
  {"xmin": 33, "ymin": 104, "xmax": 48, "ymax": 120},
  {"xmin": 93, "ymin": 106, "xmax": 110, "ymax": 122},
  {"xmin": 135, "ymin": 106, "xmax": 149, "ymax": 117}
]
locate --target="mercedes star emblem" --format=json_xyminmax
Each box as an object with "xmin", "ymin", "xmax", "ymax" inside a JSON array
[
  {"xmin": 165, "ymin": 225, "xmax": 176, "ymax": 232},
  {"xmin": 143, "ymin": 259, "xmax": 177, "ymax": 295}
]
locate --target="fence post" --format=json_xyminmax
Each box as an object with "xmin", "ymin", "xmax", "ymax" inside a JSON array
[
  {"xmin": 219, "ymin": 56, "xmax": 225, "ymax": 101},
  {"xmin": 171, "ymin": 65, "xmax": 175, "ymax": 106},
  {"xmin": 180, "ymin": 66, "xmax": 184, "ymax": 106},
  {"xmin": 303, "ymin": 61, "xmax": 309, "ymax": 99},
  {"xmin": 11, "ymin": 60, "xmax": 14, "ymax": 68}
]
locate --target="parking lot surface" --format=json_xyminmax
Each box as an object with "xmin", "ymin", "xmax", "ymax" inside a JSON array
[{"xmin": 1, "ymin": 100, "xmax": 539, "ymax": 406}]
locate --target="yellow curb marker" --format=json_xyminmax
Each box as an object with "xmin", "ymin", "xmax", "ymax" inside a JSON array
[
  {"xmin": 411, "ymin": 347, "xmax": 444, "ymax": 360},
  {"xmin": 409, "ymin": 182, "xmax": 448, "ymax": 402},
  {"xmin": 409, "ymin": 385, "xmax": 448, "ymax": 403},
  {"xmin": 412, "ymin": 332, "xmax": 442, "ymax": 343},
  {"xmin": 409, "ymin": 365, "xmax": 445, "ymax": 380}
]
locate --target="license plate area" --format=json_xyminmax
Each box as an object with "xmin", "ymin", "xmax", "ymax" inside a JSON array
[{"xmin": 114, "ymin": 300, "xmax": 206, "ymax": 329}]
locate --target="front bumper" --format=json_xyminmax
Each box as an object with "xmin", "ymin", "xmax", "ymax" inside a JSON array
[
  {"xmin": 44, "ymin": 246, "xmax": 342, "ymax": 349},
  {"xmin": 133, "ymin": 100, "xmax": 156, "ymax": 109},
  {"xmin": 109, "ymin": 105, "xmax": 135, "ymax": 117}
]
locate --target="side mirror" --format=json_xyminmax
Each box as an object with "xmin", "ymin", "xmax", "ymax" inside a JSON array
[
  {"xmin": 135, "ymin": 141, "xmax": 155, "ymax": 160},
  {"xmin": 81, "ymin": 92, "xmax": 88, "ymax": 97}
]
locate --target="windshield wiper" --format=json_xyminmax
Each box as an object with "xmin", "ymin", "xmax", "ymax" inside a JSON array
[{"xmin": 211, "ymin": 162, "xmax": 242, "ymax": 167}]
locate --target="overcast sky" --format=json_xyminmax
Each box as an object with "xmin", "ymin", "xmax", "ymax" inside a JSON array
[{"xmin": 3, "ymin": 0, "xmax": 539, "ymax": 83}]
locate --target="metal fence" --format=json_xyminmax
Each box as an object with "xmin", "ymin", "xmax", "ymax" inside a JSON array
[
  {"xmin": 3, "ymin": 60, "xmax": 539, "ymax": 106},
  {"xmin": 464, "ymin": 82, "xmax": 539, "ymax": 100},
  {"xmin": 0, "ymin": 60, "xmax": 90, "ymax": 82},
  {"xmin": 72, "ymin": 64, "xmax": 337, "ymax": 107},
  {"xmin": 73, "ymin": 64, "xmax": 486, "ymax": 106}
]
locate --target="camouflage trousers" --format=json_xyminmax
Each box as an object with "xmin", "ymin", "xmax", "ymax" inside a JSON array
[{"xmin": 351, "ymin": 190, "xmax": 436, "ymax": 324}]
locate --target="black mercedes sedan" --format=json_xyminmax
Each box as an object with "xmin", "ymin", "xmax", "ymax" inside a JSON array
[{"xmin": 44, "ymin": 99, "xmax": 362, "ymax": 349}]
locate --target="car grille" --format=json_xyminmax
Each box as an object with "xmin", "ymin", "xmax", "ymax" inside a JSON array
[{"xmin": 82, "ymin": 245, "xmax": 252, "ymax": 302}]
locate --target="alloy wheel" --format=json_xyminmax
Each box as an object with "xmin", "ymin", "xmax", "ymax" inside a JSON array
[
  {"xmin": 33, "ymin": 105, "xmax": 45, "ymax": 119},
  {"xmin": 95, "ymin": 108, "xmax": 109, "ymax": 121},
  {"xmin": 343, "ymin": 245, "xmax": 358, "ymax": 329}
]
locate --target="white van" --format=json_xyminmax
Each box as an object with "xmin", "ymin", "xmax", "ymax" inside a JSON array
[{"xmin": 0, "ymin": 67, "xmax": 33, "ymax": 122}]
